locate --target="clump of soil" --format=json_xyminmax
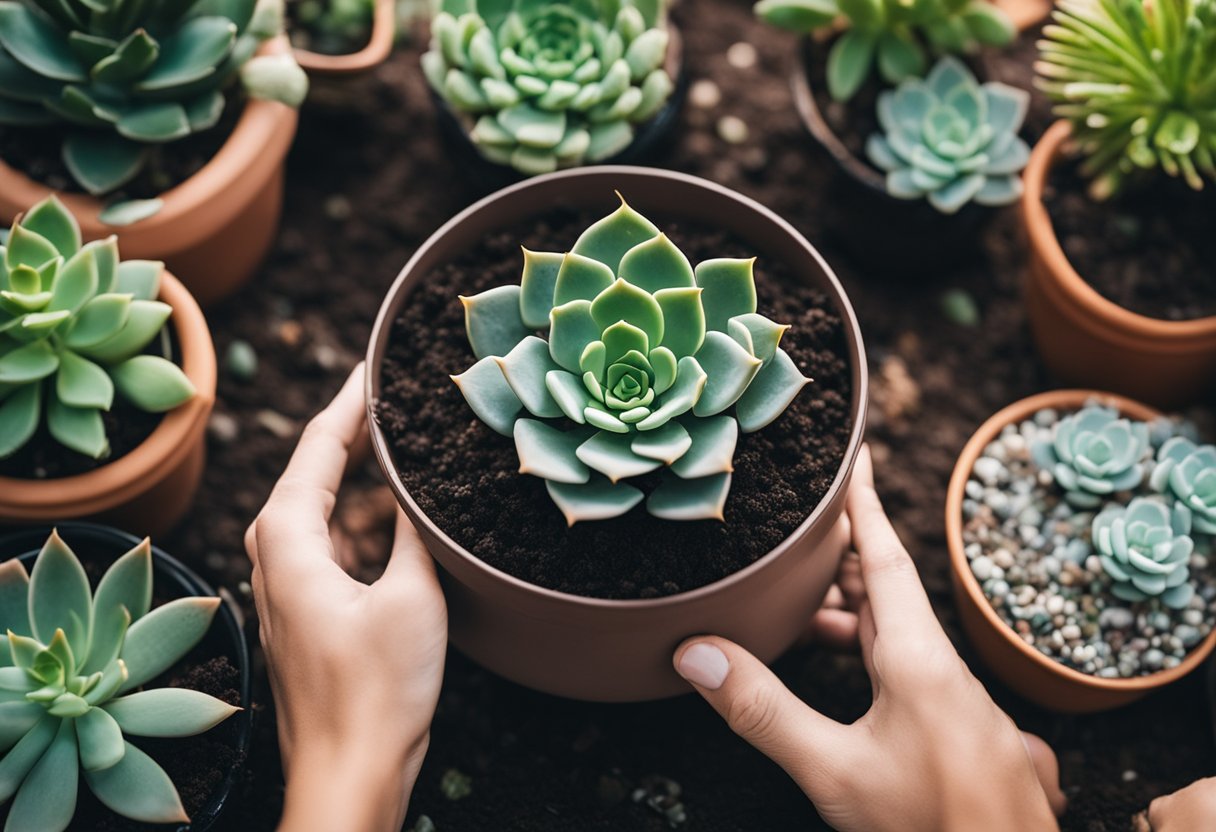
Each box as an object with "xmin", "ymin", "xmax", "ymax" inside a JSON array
[
  {"xmin": 1043, "ymin": 158, "xmax": 1216, "ymax": 321},
  {"xmin": 376, "ymin": 210, "xmax": 854, "ymax": 600}
]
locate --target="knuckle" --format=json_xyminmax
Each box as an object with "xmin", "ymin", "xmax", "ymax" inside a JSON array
[
  {"xmin": 725, "ymin": 686, "xmax": 783, "ymax": 744},
  {"xmin": 863, "ymin": 545, "xmax": 916, "ymax": 580}
]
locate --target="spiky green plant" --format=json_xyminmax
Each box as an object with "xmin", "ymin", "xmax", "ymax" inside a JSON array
[
  {"xmin": 0, "ymin": 530, "xmax": 238, "ymax": 831},
  {"xmin": 0, "ymin": 195, "xmax": 195, "ymax": 461},
  {"xmin": 1030, "ymin": 403, "xmax": 1150, "ymax": 509},
  {"xmin": 0, "ymin": 0, "xmax": 308, "ymax": 202},
  {"xmin": 866, "ymin": 56, "xmax": 1030, "ymax": 212},
  {"xmin": 1037, "ymin": 0, "xmax": 1216, "ymax": 198},
  {"xmin": 1152, "ymin": 436, "xmax": 1216, "ymax": 534},
  {"xmin": 452, "ymin": 195, "xmax": 811, "ymax": 524},
  {"xmin": 755, "ymin": 0, "xmax": 1014, "ymax": 101},
  {"xmin": 422, "ymin": 0, "xmax": 674, "ymax": 175},
  {"xmin": 1092, "ymin": 496, "xmax": 1195, "ymax": 607}
]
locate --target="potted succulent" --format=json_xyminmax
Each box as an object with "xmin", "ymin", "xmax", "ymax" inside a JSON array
[
  {"xmin": 421, "ymin": 0, "xmax": 686, "ymax": 181},
  {"xmin": 947, "ymin": 389, "xmax": 1216, "ymax": 713},
  {"xmin": 0, "ymin": 523, "xmax": 252, "ymax": 831},
  {"xmin": 1023, "ymin": 0, "xmax": 1216, "ymax": 408},
  {"xmin": 367, "ymin": 167, "xmax": 868, "ymax": 702},
  {"xmin": 0, "ymin": 0, "xmax": 309, "ymax": 305},
  {"xmin": 757, "ymin": 0, "xmax": 1024, "ymax": 271},
  {"xmin": 290, "ymin": 0, "xmax": 396, "ymax": 75},
  {"xmin": 0, "ymin": 196, "xmax": 216, "ymax": 536}
]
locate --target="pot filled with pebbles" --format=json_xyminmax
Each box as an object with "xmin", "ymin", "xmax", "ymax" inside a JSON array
[{"xmin": 946, "ymin": 389, "xmax": 1216, "ymax": 713}]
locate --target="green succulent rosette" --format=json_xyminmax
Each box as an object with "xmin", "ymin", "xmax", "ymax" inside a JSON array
[
  {"xmin": 1152, "ymin": 436, "xmax": 1216, "ymax": 535},
  {"xmin": 452, "ymin": 196, "xmax": 811, "ymax": 524},
  {"xmin": 0, "ymin": 531, "xmax": 238, "ymax": 831},
  {"xmin": 422, "ymin": 0, "xmax": 674, "ymax": 175},
  {"xmin": 1092, "ymin": 496, "xmax": 1195, "ymax": 608},
  {"xmin": 1031, "ymin": 404, "xmax": 1150, "ymax": 509}
]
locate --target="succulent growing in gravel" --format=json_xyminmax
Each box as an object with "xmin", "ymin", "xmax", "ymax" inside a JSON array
[
  {"xmin": 0, "ymin": 0, "xmax": 307, "ymax": 204},
  {"xmin": 452, "ymin": 196, "xmax": 810, "ymax": 524},
  {"xmin": 755, "ymin": 0, "xmax": 1014, "ymax": 101},
  {"xmin": 1152, "ymin": 437, "xmax": 1216, "ymax": 534},
  {"xmin": 422, "ymin": 0, "xmax": 674, "ymax": 174},
  {"xmin": 866, "ymin": 56, "xmax": 1030, "ymax": 213},
  {"xmin": 0, "ymin": 196, "xmax": 195, "ymax": 460},
  {"xmin": 0, "ymin": 530, "xmax": 237, "ymax": 831},
  {"xmin": 1037, "ymin": 0, "xmax": 1216, "ymax": 198},
  {"xmin": 1031, "ymin": 404, "xmax": 1150, "ymax": 508},
  {"xmin": 1092, "ymin": 497, "xmax": 1195, "ymax": 607}
]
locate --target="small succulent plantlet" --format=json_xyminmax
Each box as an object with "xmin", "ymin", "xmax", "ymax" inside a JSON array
[
  {"xmin": 0, "ymin": 196, "xmax": 195, "ymax": 461},
  {"xmin": 1091, "ymin": 497, "xmax": 1195, "ymax": 607},
  {"xmin": 1031, "ymin": 404, "xmax": 1150, "ymax": 509},
  {"xmin": 1037, "ymin": 0, "xmax": 1216, "ymax": 198},
  {"xmin": 866, "ymin": 56, "xmax": 1030, "ymax": 213},
  {"xmin": 422, "ymin": 0, "xmax": 675, "ymax": 175},
  {"xmin": 1152, "ymin": 437, "xmax": 1216, "ymax": 534},
  {"xmin": 452, "ymin": 195, "xmax": 810, "ymax": 524},
  {"xmin": 0, "ymin": 530, "xmax": 238, "ymax": 831},
  {"xmin": 0, "ymin": 0, "xmax": 308, "ymax": 207},
  {"xmin": 754, "ymin": 0, "xmax": 1014, "ymax": 101},
  {"xmin": 294, "ymin": 0, "xmax": 375, "ymax": 52}
]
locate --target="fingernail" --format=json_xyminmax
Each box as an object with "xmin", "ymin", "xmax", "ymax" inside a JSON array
[{"xmin": 676, "ymin": 642, "xmax": 730, "ymax": 690}]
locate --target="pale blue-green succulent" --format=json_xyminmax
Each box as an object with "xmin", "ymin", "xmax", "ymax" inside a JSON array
[
  {"xmin": 452, "ymin": 196, "xmax": 811, "ymax": 524},
  {"xmin": 1151, "ymin": 436, "xmax": 1216, "ymax": 535},
  {"xmin": 0, "ymin": 530, "xmax": 238, "ymax": 831},
  {"xmin": 1031, "ymin": 404, "xmax": 1150, "ymax": 508},
  {"xmin": 866, "ymin": 56, "xmax": 1030, "ymax": 213},
  {"xmin": 1091, "ymin": 497, "xmax": 1195, "ymax": 607},
  {"xmin": 0, "ymin": 195, "xmax": 196, "ymax": 461},
  {"xmin": 422, "ymin": 0, "xmax": 674, "ymax": 175}
]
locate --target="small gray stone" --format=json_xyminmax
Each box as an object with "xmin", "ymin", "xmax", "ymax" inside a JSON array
[
  {"xmin": 1035, "ymin": 408, "xmax": 1058, "ymax": 427},
  {"xmin": 971, "ymin": 556, "xmax": 995, "ymax": 581},
  {"xmin": 1142, "ymin": 648, "xmax": 1165, "ymax": 671},
  {"xmin": 224, "ymin": 339, "xmax": 258, "ymax": 381},
  {"xmin": 973, "ymin": 457, "xmax": 1005, "ymax": 486}
]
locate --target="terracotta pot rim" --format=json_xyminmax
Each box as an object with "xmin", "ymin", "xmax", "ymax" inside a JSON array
[
  {"xmin": 1023, "ymin": 121, "xmax": 1216, "ymax": 339},
  {"xmin": 0, "ymin": 270, "xmax": 216, "ymax": 515},
  {"xmin": 293, "ymin": 0, "xmax": 395, "ymax": 75},
  {"xmin": 367, "ymin": 165, "xmax": 869, "ymax": 611},
  {"xmin": 945, "ymin": 388, "xmax": 1216, "ymax": 693},
  {"xmin": 0, "ymin": 37, "xmax": 297, "ymax": 236}
]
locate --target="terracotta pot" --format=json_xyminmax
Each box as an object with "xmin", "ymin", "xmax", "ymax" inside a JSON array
[
  {"xmin": 946, "ymin": 389, "xmax": 1216, "ymax": 713},
  {"xmin": 1022, "ymin": 122, "xmax": 1216, "ymax": 409},
  {"xmin": 0, "ymin": 522, "xmax": 252, "ymax": 831},
  {"xmin": 0, "ymin": 38, "xmax": 299, "ymax": 307},
  {"xmin": 367, "ymin": 166, "xmax": 869, "ymax": 702},
  {"xmin": 0, "ymin": 270, "xmax": 216, "ymax": 538},
  {"xmin": 293, "ymin": 0, "xmax": 395, "ymax": 76}
]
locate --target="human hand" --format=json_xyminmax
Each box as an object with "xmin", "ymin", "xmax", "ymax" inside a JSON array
[
  {"xmin": 1135, "ymin": 777, "xmax": 1216, "ymax": 831},
  {"xmin": 673, "ymin": 444, "xmax": 1065, "ymax": 832},
  {"xmin": 245, "ymin": 364, "xmax": 448, "ymax": 832}
]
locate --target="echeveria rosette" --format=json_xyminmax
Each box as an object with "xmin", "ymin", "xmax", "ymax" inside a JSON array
[
  {"xmin": 0, "ymin": 195, "xmax": 195, "ymax": 461},
  {"xmin": 0, "ymin": 530, "xmax": 238, "ymax": 831},
  {"xmin": 1151, "ymin": 437, "xmax": 1216, "ymax": 534},
  {"xmin": 1091, "ymin": 497, "xmax": 1196, "ymax": 608},
  {"xmin": 422, "ymin": 0, "xmax": 674, "ymax": 175},
  {"xmin": 866, "ymin": 57, "xmax": 1030, "ymax": 214},
  {"xmin": 451, "ymin": 197, "xmax": 811, "ymax": 524},
  {"xmin": 0, "ymin": 0, "xmax": 307, "ymax": 209},
  {"xmin": 1030, "ymin": 404, "xmax": 1150, "ymax": 509}
]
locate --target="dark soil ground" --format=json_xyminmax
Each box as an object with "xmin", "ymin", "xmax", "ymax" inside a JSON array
[{"xmin": 124, "ymin": 2, "xmax": 1216, "ymax": 829}]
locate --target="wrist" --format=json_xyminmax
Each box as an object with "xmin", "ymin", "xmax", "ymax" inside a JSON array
[{"xmin": 939, "ymin": 785, "xmax": 1058, "ymax": 832}]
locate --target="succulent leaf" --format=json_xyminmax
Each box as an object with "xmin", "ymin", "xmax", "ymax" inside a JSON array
[
  {"xmin": 1092, "ymin": 497, "xmax": 1195, "ymax": 607},
  {"xmin": 647, "ymin": 472, "xmax": 732, "ymax": 521},
  {"xmin": 29, "ymin": 531, "xmax": 91, "ymax": 659},
  {"xmin": 1151, "ymin": 437, "xmax": 1216, "ymax": 534},
  {"xmin": 518, "ymin": 248, "xmax": 564, "ymax": 328},
  {"xmin": 75, "ymin": 706, "xmax": 124, "ymax": 771},
  {"xmin": 104, "ymin": 689, "xmax": 239, "ymax": 737},
  {"xmin": 84, "ymin": 741, "xmax": 189, "ymax": 824},
  {"xmin": 670, "ymin": 415, "xmax": 738, "ymax": 478},
  {"xmin": 462, "ymin": 284, "xmax": 531, "ymax": 360},
  {"xmin": 84, "ymin": 539, "xmax": 150, "ymax": 674},
  {"xmin": 7, "ymin": 716, "xmax": 76, "ymax": 832},
  {"xmin": 694, "ymin": 258, "xmax": 758, "ymax": 333},
  {"xmin": 0, "ymin": 561, "xmax": 29, "ymax": 639},
  {"xmin": 109, "ymin": 355, "xmax": 195, "ymax": 412},
  {"xmin": 736, "ymin": 348, "xmax": 811, "ymax": 433},
  {"xmin": 495, "ymin": 335, "xmax": 564, "ymax": 418},
  {"xmin": 692, "ymin": 331, "xmax": 762, "ymax": 417},
  {"xmin": 552, "ymin": 252, "xmax": 615, "ymax": 306},
  {"xmin": 1031, "ymin": 404, "xmax": 1150, "ymax": 508},
  {"xmin": 118, "ymin": 597, "xmax": 220, "ymax": 693},
  {"xmin": 514, "ymin": 419, "xmax": 592, "ymax": 483},
  {"xmin": 546, "ymin": 476, "xmax": 645, "ymax": 525}
]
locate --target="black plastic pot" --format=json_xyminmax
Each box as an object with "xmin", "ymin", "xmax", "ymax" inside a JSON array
[
  {"xmin": 792, "ymin": 37, "xmax": 997, "ymax": 277},
  {"xmin": 0, "ymin": 522, "xmax": 252, "ymax": 832},
  {"xmin": 430, "ymin": 25, "xmax": 689, "ymax": 193}
]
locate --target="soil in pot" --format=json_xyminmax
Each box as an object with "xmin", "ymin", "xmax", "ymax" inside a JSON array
[
  {"xmin": 287, "ymin": 0, "xmax": 373, "ymax": 56},
  {"xmin": 961, "ymin": 405, "xmax": 1216, "ymax": 680},
  {"xmin": 376, "ymin": 209, "xmax": 854, "ymax": 600},
  {"xmin": 1042, "ymin": 158, "xmax": 1216, "ymax": 321}
]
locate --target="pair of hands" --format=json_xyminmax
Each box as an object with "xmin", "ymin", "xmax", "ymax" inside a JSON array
[{"xmin": 246, "ymin": 364, "xmax": 1147, "ymax": 832}]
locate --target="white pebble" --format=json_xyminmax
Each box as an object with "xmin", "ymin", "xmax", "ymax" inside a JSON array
[
  {"xmin": 716, "ymin": 115, "xmax": 748, "ymax": 144},
  {"xmin": 689, "ymin": 79, "xmax": 721, "ymax": 109},
  {"xmin": 726, "ymin": 41, "xmax": 757, "ymax": 69}
]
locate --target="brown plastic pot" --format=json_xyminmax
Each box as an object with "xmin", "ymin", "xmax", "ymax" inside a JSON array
[
  {"xmin": 367, "ymin": 167, "xmax": 869, "ymax": 702},
  {"xmin": 1022, "ymin": 122, "xmax": 1216, "ymax": 409},
  {"xmin": 946, "ymin": 389, "xmax": 1216, "ymax": 713},
  {"xmin": 0, "ymin": 270, "xmax": 216, "ymax": 538},
  {"xmin": 0, "ymin": 38, "xmax": 299, "ymax": 307},
  {"xmin": 293, "ymin": 0, "xmax": 395, "ymax": 76}
]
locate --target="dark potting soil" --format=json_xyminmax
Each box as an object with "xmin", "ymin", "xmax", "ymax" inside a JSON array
[
  {"xmin": 375, "ymin": 211, "xmax": 853, "ymax": 600},
  {"xmin": 1043, "ymin": 158, "xmax": 1216, "ymax": 321}
]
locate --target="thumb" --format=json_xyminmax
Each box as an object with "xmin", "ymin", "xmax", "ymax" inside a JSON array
[{"xmin": 673, "ymin": 636, "xmax": 849, "ymax": 787}]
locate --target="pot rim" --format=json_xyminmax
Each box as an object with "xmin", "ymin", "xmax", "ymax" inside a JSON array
[
  {"xmin": 293, "ymin": 0, "xmax": 395, "ymax": 75},
  {"xmin": 0, "ymin": 269, "xmax": 217, "ymax": 517},
  {"xmin": 1022, "ymin": 121, "xmax": 1216, "ymax": 339},
  {"xmin": 0, "ymin": 36, "xmax": 298, "ymax": 241},
  {"xmin": 367, "ymin": 165, "xmax": 869, "ymax": 611},
  {"xmin": 945, "ymin": 388, "xmax": 1216, "ymax": 692}
]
